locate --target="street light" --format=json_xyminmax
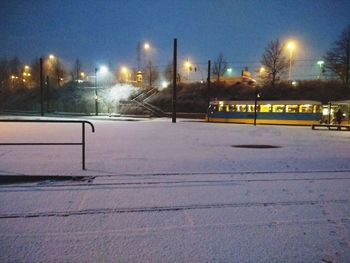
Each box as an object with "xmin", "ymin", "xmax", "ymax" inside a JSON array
[
  {"xmin": 287, "ymin": 41, "xmax": 296, "ymax": 81},
  {"xmin": 317, "ymin": 60, "xmax": 325, "ymax": 79},
  {"xmin": 120, "ymin": 66, "xmax": 130, "ymax": 83},
  {"xmin": 94, "ymin": 66, "xmax": 109, "ymax": 115},
  {"xmin": 143, "ymin": 42, "xmax": 151, "ymax": 64},
  {"xmin": 144, "ymin": 42, "xmax": 150, "ymax": 51},
  {"xmin": 80, "ymin": 72, "xmax": 85, "ymax": 81},
  {"xmin": 185, "ymin": 59, "xmax": 192, "ymax": 81},
  {"xmin": 94, "ymin": 68, "xmax": 98, "ymax": 116}
]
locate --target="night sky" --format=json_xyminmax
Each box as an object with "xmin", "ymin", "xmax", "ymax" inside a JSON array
[{"xmin": 1, "ymin": 0, "xmax": 349, "ymax": 79}]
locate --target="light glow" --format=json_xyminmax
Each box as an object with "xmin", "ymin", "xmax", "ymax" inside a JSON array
[
  {"xmin": 99, "ymin": 65, "xmax": 109, "ymax": 76},
  {"xmin": 162, "ymin": 81, "xmax": 169, "ymax": 88},
  {"xmin": 287, "ymin": 42, "xmax": 295, "ymax": 50},
  {"xmin": 144, "ymin": 42, "xmax": 150, "ymax": 50},
  {"xmin": 317, "ymin": 60, "xmax": 324, "ymax": 66}
]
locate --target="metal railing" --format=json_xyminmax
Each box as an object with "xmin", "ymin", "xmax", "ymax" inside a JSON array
[{"xmin": 0, "ymin": 120, "xmax": 95, "ymax": 170}]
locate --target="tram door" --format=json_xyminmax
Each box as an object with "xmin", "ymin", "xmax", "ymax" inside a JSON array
[{"xmin": 323, "ymin": 102, "xmax": 350, "ymax": 124}]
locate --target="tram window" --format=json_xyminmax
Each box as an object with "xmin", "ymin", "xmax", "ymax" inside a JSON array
[
  {"xmin": 236, "ymin": 105, "xmax": 247, "ymax": 112},
  {"xmin": 286, "ymin": 105, "xmax": 299, "ymax": 113},
  {"xmin": 299, "ymin": 104, "xmax": 313, "ymax": 113},
  {"xmin": 260, "ymin": 105, "xmax": 271, "ymax": 112},
  {"xmin": 247, "ymin": 105, "xmax": 260, "ymax": 112},
  {"xmin": 313, "ymin": 105, "xmax": 322, "ymax": 113},
  {"xmin": 247, "ymin": 105, "xmax": 255, "ymax": 112},
  {"xmin": 272, "ymin": 105, "xmax": 285, "ymax": 112},
  {"xmin": 225, "ymin": 105, "xmax": 230, "ymax": 112},
  {"xmin": 231, "ymin": 105, "xmax": 237, "ymax": 112}
]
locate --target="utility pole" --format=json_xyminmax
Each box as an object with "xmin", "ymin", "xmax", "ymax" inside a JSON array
[
  {"xmin": 346, "ymin": 39, "xmax": 349, "ymax": 86},
  {"xmin": 40, "ymin": 58, "xmax": 44, "ymax": 116},
  {"xmin": 172, "ymin": 38, "xmax": 177, "ymax": 123},
  {"xmin": 207, "ymin": 60, "xmax": 211, "ymax": 122},
  {"xmin": 95, "ymin": 68, "xmax": 98, "ymax": 116},
  {"xmin": 207, "ymin": 60, "xmax": 211, "ymax": 112},
  {"xmin": 46, "ymin": 76, "xmax": 50, "ymax": 113},
  {"xmin": 254, "ymin": 89, "xmax": 259, "ymax": 126},
  {"xmin": 137, "ymin": 42, "xmax": 141, "ymax": 71}
]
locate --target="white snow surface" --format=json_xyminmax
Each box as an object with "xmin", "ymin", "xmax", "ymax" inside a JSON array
[{"xmin": 0, "ymin": 116, "xmax": 349, "ymax": 262}]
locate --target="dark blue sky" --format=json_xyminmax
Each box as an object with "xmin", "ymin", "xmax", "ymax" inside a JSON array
[{"xmin": 1, "ymin": 0, "xmax": 349, "ymax": 79}]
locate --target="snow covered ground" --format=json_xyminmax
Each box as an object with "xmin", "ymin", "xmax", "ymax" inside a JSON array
[{"xmin": 0, "ymin": 117, "xmax": 349, "ymax": 262}]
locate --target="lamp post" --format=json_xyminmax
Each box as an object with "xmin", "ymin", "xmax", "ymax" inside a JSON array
[
  {"xmin": 94, "ymin": 68, "xmax": 98, "ymax": 116},
  {"xmin": 120, "ymin": 66, "xmax": 130, "ymax": 83},
  {"xmin": 254, "ymin": 89, "xmax": 260, "ymax": 126},
  {"xmin": 143, "ymin": 42, "xmax": 152, "ymax": 88},
  {"xmin": 287, "ymin": 42, "xmax": 295, "ymax": 81},
  {"xmin": 94, "ymin": 66, "xmax": 109, "ymax": 115},
  {"xmin": 185, "ymin": 59, "xmax": 191, "ymax": 81},
  {"xmin": 144, "ymin": 42, "xmax": 150, "ymax": 51},
  {"xmin": 317, "ymin": 60, "xmax": 325, "ymax": 79}
]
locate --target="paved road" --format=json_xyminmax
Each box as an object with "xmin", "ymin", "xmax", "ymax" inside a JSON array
[{"xmin": 1, "ymin": 171, "xmax": 350, "ymax": 262}]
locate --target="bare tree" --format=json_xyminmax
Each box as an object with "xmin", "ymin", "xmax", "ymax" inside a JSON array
[
  {"xmin": 260, "ymin": 39, "xmax": 288, "ymax": 88},
  {"xmin": 143, "ymin": 60, "xmax": 159, "ymax": 88},
  {"xmin": 324, "ymin": 25, "xmax": 350, "ymax": 85},
  {"xmin": 212, "ymin": 53, "xmax": 228, "ymax": 82},
  {"xmin": 6, "ymin": 57, "xmax": 23, "ymax": 89}
]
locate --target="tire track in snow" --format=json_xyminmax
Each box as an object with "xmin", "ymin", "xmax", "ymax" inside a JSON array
[
  {"xmin": 0, "ymin": 199, "xmax": 349, "ymax": 219},
  {"xmin": 0, "ymin": 176, "xmax": 349, "ymax": 193}
]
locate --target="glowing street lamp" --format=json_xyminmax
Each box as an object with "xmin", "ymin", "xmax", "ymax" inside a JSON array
[
  {"xmin": 258, "ymin": 66, "xmax": 266, "ymax": 81},
  {"xmin": 185, "ymin": 59, "xmax": 192, "ymax": 81},
  {"xmin": 80, "ymin": 72, "xmax": 85, "ymax": 80},
  {"xmin": 94, "ymin": 68, "xmax": 98, "ymax": 116},
  {"xmin": 120, "ymin": 66, "xmax": 130, "ymax": 83},
  {"xmin": 94, "ymin": 65, "xmax": 109, "ymax": 115},
  {"xmin": 317, "ymin": 60, "xmax": 325, "ymax": 79},
  {"xmin": 287, "ymin": 41, "xmax": 296, "ymax": 81},
  {"xmin": 162, "ymin": 81, "xmax": 169, "ymax": 88},
  {"xmin": 144, "ymin": 42, "xmax": 150, "ymax": 51}
]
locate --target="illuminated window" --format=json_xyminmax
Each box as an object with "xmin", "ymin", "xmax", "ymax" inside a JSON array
[
  {"xmin": 286, "ymin": 105, "xmax": 299, "ymax": 113},
  {"xmin": 299, "ymin": 104, "xmax": 313, "ymax": 113},
  {"xmin": 313, "ymin": 105, "xmax": 322, "ymax": 113},
  {"xmin": 218, "ymin": 101, "xmax": 224, "ymax": 112},
  {"xmin": 272, "ymin": 105, "xmax": 285, "ymax": 112},
  {"xmin": 231, "ymin": 105, "xmax": 236, "ymax": 112},
  {"xmin": 248, "ymin": 105, "xmax": 259, "ymax": 112},
  {"xmin": 260, "ymin": 104, "xmax": 271, "ymax": 112},
  {"xmin": 236, "ymin": 105, "xmax": 247, "ymax": 112}
]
